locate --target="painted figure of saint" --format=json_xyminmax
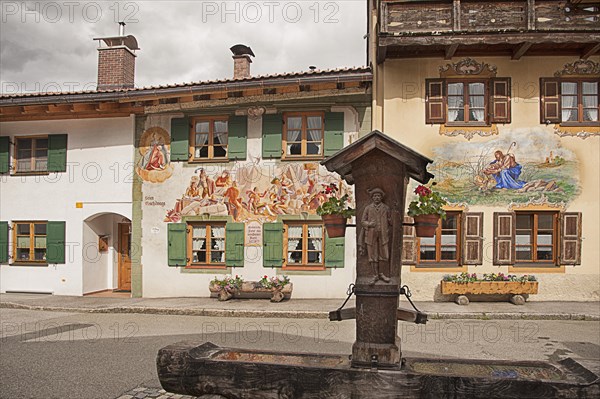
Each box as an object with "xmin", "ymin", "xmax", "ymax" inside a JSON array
[
  {"xmin": 483, "ymin": 150, "xmax": 525, "ymax": 189},
  {"xmin": 358, "ymin": 188, "xmax": 392, "ymax": 284}
]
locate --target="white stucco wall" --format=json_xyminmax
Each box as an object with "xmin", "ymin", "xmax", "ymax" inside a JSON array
[{"xmin": 0, "ymin": 117, "xmax": 134, "ymax": 295}]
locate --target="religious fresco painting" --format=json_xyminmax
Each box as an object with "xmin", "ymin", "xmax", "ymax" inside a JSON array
[
  {"xmin": 427, "ymin": 128, "xmax": 580, "ymax": 206},
  {"xmin": 136, "ymin": 127, "xmax": 174, "ymax": 183},
  {"xmin": 164, "ymin": 162, "xmax": 353, "ymax": 223}
]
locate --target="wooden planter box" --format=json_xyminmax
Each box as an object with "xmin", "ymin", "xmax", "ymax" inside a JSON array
[
  {"xmin": 209, "ymin": 282, "xmax": 293, "ymax": 302},
  {"xmin": 440, "ymin": 281, "xmax": 538, "ymax": 305}
]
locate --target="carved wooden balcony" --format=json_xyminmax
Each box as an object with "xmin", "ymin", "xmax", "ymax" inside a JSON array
[{"xmin": 377, "ymin": 0, "xmax": 600, "ymax": 60}]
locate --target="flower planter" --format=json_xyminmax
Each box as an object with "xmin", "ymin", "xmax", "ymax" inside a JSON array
[
  {"xmin": 414, "ymin": 214, "xmax": 440, "ymax": 237},
  {"xmin": 322, "ymin": 214, "xmax": 347, "ymax": 238},
  {"xmin": 441, "ymin": 281, "xmax": 538, "ymax": 305},
  {"xmin": 209, "ymin": 282, "xmax": 293, "ymax": 302}
]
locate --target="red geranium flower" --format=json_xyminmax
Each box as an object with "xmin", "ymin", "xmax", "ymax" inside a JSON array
[{"xmin": 414, "ymin": 185, "xmax": 432, "ymax": 196}]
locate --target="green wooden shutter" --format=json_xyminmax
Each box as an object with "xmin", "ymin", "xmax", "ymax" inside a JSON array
[
  {"xmin": 323, "ymin": 112, "xmax": 345, "ymax": 157},
  {"xmin": 262, "ymin": 114, "xmax": 283, "ymax": 159},
  {"xmin": 324, "ymin": 233, "xmax": 345, "ymax": 268},
  {"xmin": 47, "ymin": 134, "xmax": 67, "ymax": 172},
  {"xmin": 0, "ymin": 221, "xmax": 8, "ymax": 263},
  {"xmin": 225, "ymin": 222, "xmax": 245, "ymax": 267},
  {"xmin": 228, "ymin": 116, "xmax": 247, "ymax": 161},
  {"xmin": 0, "ymin": 136, "xmax": 9, "ymax": 174},
  {"xmin": 263, "ymin": 222, "xmax": 283, "ymax": 267},
  {"xmin": 170, "ymin": 117, "xmax": 190, "ymax": 161},
  {"xmin": 47, "ymin": 221, "xmax": 66, "ymax": 264},
  {"xmin": 167, "ymin": 223, "xmax": 187, "ymax": 266}
]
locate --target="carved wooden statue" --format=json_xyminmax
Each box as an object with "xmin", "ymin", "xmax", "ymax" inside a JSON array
[{"xmin": 359, "ymin": 188, "xmax": 391, "ymax": 284}]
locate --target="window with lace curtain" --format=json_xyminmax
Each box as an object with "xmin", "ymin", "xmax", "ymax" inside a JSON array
[
  {"xmin": 282, "ymin": 112, "xmax": 324, "ymax": 159},
  {"xmin": 190, "ymin": 117, "xmax": 228, "ymax": 161},
  {"xmin": 426, "ymin": 78, "xmax": 510, "ymax": 126},
  {"xmin": 284, "ymin": 222, "xmax": 324, "ymax": 269},
  {"xmin": 540, "ymin": 79, "xmax": 599, "ymax": 126},
  {"xmin": 187, "ymin": 222, "xmax": 226, "ymax": 268}
]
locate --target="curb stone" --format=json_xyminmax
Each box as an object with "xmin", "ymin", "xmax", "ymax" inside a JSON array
[{"xmin": 1, "ymin": 301, "xmax": 597, "ymax": 321}]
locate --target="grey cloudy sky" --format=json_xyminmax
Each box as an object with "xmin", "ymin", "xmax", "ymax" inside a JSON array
[{"xmin": 0, "ymin": 0, "xmax": 367, "ymax": 94}]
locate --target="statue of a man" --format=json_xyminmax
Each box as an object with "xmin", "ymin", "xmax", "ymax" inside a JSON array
[{"xmin": 359, "ymin": 188, "xmax": 392, "ymax": 284}]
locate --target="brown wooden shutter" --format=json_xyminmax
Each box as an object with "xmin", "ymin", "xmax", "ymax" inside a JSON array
[
  {"xmin": 540, "ymin": 78, "xmax": 561, "ymax": 124},
  {"xmin": 490, "ymin": 78, "xmax": 511, "ymax": 124},
  {"xmin": 462, "ymin": 212, "xmax": 483, "ymax": 265},
  {"xmin": 401, "ymin": 216, "xmax": 418, "ymax": 265},
  {"xmin": 493, "ymin": 212, "xmax": 515, "ymax": 265},
  {"xmin": 559, "ymin": 212, "xmax": 582, "ymax": 265},
  {"xmin": 425, "ymin": 79, "xmax": 446, "ymax": 124}
]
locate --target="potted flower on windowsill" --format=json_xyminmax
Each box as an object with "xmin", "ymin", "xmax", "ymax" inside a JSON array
[
  {"xmin": 407, "ymin": 184, "xmax": 448, "ymax": 237},
  {"xmin": 316, "ymin": 183, "xmax": 355, "ymax": 238}
]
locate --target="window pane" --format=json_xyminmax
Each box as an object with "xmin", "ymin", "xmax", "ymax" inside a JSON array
[
  {"xmin": 211, "ymin": 251, "xmax": 224, "ymax": 263},
  {"xmin": 287, "ymin": 130, "xmax": 302, "ymax": 142},
  {"xmin": 308, "ymin": 238, "xmax": 322, "ymax": 250},
  {"xmin": 440, "ymin": 234, "xmax": 456, "ymax": 245},
  {"xmin": 288, "ymin": 226, "xmax": 302, "ymax": 237},
  {"xmin": 195, "ymin": 122, "xmax": 209, "ymax": 133},
  {"xmin": 537, "ymin": 214, "xmax": 553, "ymax": 230},
  {"xmin": 537, "ymin": 234, "xmax": 553, "ymax": 246},
  {"xmin": 306, "ymin": 142, "xmax": 321, "ymax": 155},
  {"xmin": 516, "ymin": 214, "xmax": 531, "ymax": 229},
  {"xmin": 448, "ymin": 82, "xmax": 463, "ymax": 95},
  {"xmin": 193, "ymin": 251, "xmax": 206, "ymax": 263},
  {"xmin": 420, "ymin": 236, "xmax": 436, "ymax": 246},
  {"xmin": 441, "ymin": 247, "xmax": 457, "ymax": 260},
  {"xmin": 420, "ymin": 247, "xmax": 436, "ymax": 260},
  {"xmin": 537, "ymin": 247, "xmax": 553, "ymax": 260},
  {"xmin": 582, "ymin": 81, "xmax": 598, "ymax": 95},
  {"xmin": 442, "ymin": 215, "xmax": 457, "ymax": 229},
  {"xmin": 561, "ymin": 82, "xmax": 578, "ymax": 95},
  {"xmin": 214, "ymin": 132, "xmax": 227, "ymax": 145},
  {"xmin": 34, "ymin": 237, "xmax": 46, "ymax": 248},
  {"xmin": 287, "ymin": 116, "xmax": 302, "ymax": 129},
  {"xmin": 17, "ymin": 236, "xmax": 30, "ymax": 248},
  {"xmin": 34, "ymin": 224, "xmax": 46, "ymax": 235},
  {"xmin": 17, "ymin": 224, "xmax": 30, "ymax": 235},
  {"xmin": 288, "ymin": 251, "xmax": 303, "ymax": 263},
  {"xmin": 34, "ymin": 249, "xmax": 46, "ymax": 261},
  {"xmin": 212, "ymin": 226, "xmax": 225, "ymax": 238},
  {"xmin": 468, "ymin": 83, "xmax": 485, "ymax": 95},
  {"xmin": 36, "ymin": 138, "xmax": 48, "ymax": 149},
  {"xmin": 307, "ymin": 116, "xmax": 322, "ymax": 129},
  {"xmin": 213, "ymin": 146, "xmax": 227, "ymax": 158},
  {"xmin": 287, "ymin": 143, "xmax": 302, "ymax": 155},
  {"xmin": 516, "ymin": 247, "xmax": 531, "ymax": 260},
  {"xmin": 516, "ymin": 233, "xmax": 531, "ymax": 245},
  {"xmin": 214, "ymin": 121, "xmax": 227, "ymax": 133},
  {"xmin": 307, "ymin": 251, "xmax": 322, "ymax": 264},
  {"xmin": 193, "ymin": 226, "xmax": 207, "ymax": 237},
  {"xmin": 196, "ymin": 146, "xmax": 209, "ymax": 158},
  {"xmin": 307, "ymin": 129, "xmax": 322, "ymax": 141},
  {"xmin": 17, "ymin": 248, "xmax": 30, "ymax": 261}
]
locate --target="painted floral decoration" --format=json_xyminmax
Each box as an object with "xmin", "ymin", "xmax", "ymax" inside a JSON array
[
  {"xmin": 211, "ymin": 275, "xmax": 244, "ymax": 293},
  {"xmin": 316, "ymin": 183, "xmax": 355, "ymax": 219},
  {"xmin": 442, "ymin": 272, "xmax": 536, "ymax": 283},
  {"xmin": 258, "ymin": 275, "xmax": 290, "ymax": 290},
  {"xmin": 407, "ymin": 184, "xmax": 448, "ymax": 219}
]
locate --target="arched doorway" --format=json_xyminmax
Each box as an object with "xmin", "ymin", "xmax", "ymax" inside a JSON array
[{"xmin": 83, "ymin": 213, "xmax": 131, "ymax": 295}]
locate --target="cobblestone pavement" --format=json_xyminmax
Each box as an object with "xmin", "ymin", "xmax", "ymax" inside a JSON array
[
  {"xmin": 115, "ymin": 387, "xmax": 198, "ymax": 399},
  {"xmin": 115, "ymin": 386, "xmax": 225, "ymax": 399}
]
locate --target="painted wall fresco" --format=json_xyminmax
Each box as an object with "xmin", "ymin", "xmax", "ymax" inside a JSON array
[
  {"xmin": 164, "ymin": 161, "xmax": 352, "ymax": 223},
  {"xmin": 428, "ymin": 128, "xmax": 580, "ymax": 205},
  {"xmin": 136, "ymin": 127, "xmax": 174, "ymax": 183}
]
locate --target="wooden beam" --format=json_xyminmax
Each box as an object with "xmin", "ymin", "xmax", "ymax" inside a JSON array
[
  {"xmin": 445, "ymin": 44, "xmax": 459, "ymax": 60},
  {"xmin": 452, "ymin": 0, "xmax": 461, "ymax": 31},
  {"xmin": 329, "ymin": 307, "xmax": 355, "ymax": 321},
  {"xmin": 512, "ymin": 42, "xmax": 533, "ymax": 60},
  {"xmin": 377, "ymin": 45, "xmax": 387, "ymax": 64},
  {"xmin": 397, "ymin": 307, "xmax": 428, "ymax": 324},
  {"xmin": 71, "ymin": 103, "xmax": 97, "ymax": 112},
  {"xmin": 22, "ymin": 105, "xmax": 48, "ymax": 114},
  {"xmin": 581, "ymin": 43, "xmax": 600, "ymax": 59},
  {"xmin": 527, "ymin": 0, "xmax": 536, "ymax": 30},
  {"xmin": 380, "ymin": 32, "xmax": 600, "ymax": 47},
  {"xmin": 96, "ymin": 102, "xmax": 120, "ymax": 111},
  {"xmin": 47, "ymin": 104, "xmax": 71, "ymax": 113},
  {"xmin": 0, "ymin": 106, "xmax": 23, "ymax": 115}
]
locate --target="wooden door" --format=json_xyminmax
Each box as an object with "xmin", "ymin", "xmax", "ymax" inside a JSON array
[{"xmin": 118, "ymin": 223, "xmax": 132, "ymax": 291}]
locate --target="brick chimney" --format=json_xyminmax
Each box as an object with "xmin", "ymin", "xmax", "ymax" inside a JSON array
[
  {"xmin": 94, "ymin": 23, "xmax": 140, "ymax": 90},
  {"xmin": 230, "ymin": 44, "xmax": 255, "ymax": 79}
]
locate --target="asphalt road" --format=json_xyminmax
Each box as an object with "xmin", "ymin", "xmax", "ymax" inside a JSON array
[{"xmin": 1, "ymin": 308, "xmax": 599, "ymax": 399}]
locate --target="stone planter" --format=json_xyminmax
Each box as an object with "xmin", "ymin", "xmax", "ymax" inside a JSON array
[
  {"xmin": 440, "ymin": 281, "xmax": 539, "ymax": 305},
  {"xmin": 209, "ymin": 282, "xmax": 293, "ymax": 302}
]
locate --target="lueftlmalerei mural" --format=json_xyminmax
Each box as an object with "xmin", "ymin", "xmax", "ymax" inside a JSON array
[
  {"xmin": 164, "ymin": 161, "xmax": 352, "ymax": 223},
  {"xmin": 429, "ymin": 128, "xmax": 580, "ymax": 205}
]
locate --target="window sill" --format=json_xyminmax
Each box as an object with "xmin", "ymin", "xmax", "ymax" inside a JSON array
[
  {"xmin": 558, "ymin": 122, "xmax": 600, "ymax": 127},
  {"xmin": 187, "ymin": 158, "xmax": 230, "ymax": 164},
  {"xmin": 283, "ymin": 265, "xmax": 325, "ymax": 271},
  {"xmin": 411, "ymin": 264, "xmax": 467, "ymax": 273},
  {"xmin": 509, "ymin": 264, "xmax": 565, "ymax": 273},
  {"xmin": 445, "ymin": 122, "xmax": 490, "ymax": 128},
  {"xmin": 186, "ymin": 264, "xmax": 227, "ymax": 270},
  {"xmin": 11, "ymin": 171, "xmax": 50, "ymax": 176},
  {"xmin": 281, "ymin": 156, "xmax": 324, "ymax": 162},
  {"xmin": 10, "ymin": 262, "xmax": 48, "ymax": 267}
]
